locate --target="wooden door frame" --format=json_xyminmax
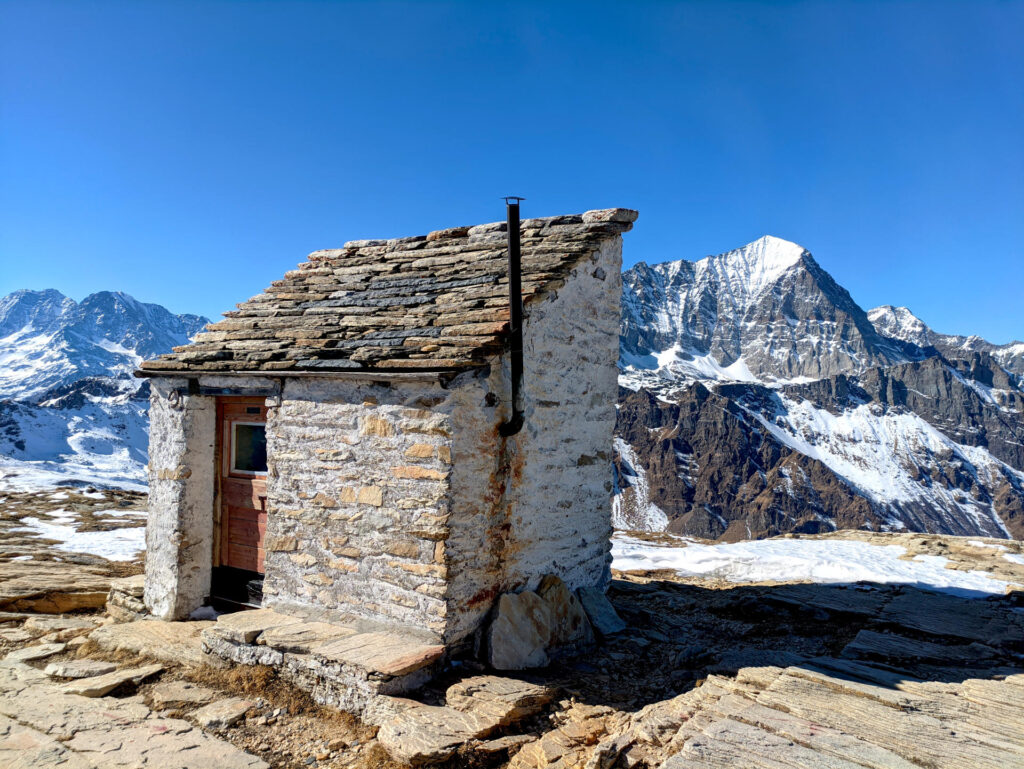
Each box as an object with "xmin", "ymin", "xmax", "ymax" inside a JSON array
[{"xmin": 214, "ymin": 396, "xmax": 269, "ymax": 571}]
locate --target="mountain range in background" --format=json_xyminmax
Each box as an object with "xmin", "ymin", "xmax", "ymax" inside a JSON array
[
  {"xmin": 1, "ymin": 237, "xmax": 1022, "ymax": 540},
  {"xmin": 0, "ymin": 289, "xmax": 207, "ymax": 489},
  {"xmin": 615, "ymin": 236, "xmax": 1024, "ymax": 540}
]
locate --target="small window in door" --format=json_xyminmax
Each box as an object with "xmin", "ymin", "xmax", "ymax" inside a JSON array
[{"xmin": 232, "ymin": 423, "xmax": 267, "ymax": 475}]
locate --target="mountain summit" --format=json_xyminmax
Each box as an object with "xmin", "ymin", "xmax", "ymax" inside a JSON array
[
  {"xmin": 621, "ymin": 236, "xmax": 905, "ymax": 385},
  {"xmin": 616, "ymin": 240, "xmax": 1024, "ymax": 541},
  {"xmin": 0, "ymin": 289, "xmax": 207, "ymax": 401}
]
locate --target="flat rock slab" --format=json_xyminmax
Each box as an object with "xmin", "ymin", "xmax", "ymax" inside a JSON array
[
  {"xmin": 314, "ymin": 630, "xmax": 445, "ymax": 676},
  {"xmin": 108, "ymin": 574, "xmax": 145, "ymax": 598},
  {"xmin": 5, "ymin": 643, "xmax": 66, "ymax": 662},
  {"xmin": 764, "ymin": 583, "xmax": 892, "ymax": 618},
  {"xmin": 60, "ymin": 663, "xmax": 163, "ymax": 697},
  {"xmin": 0, "ymin": 612, "xmax": 35, "ymax": 625},
  {"xmin": 842, "ymin": 629, "xmax": 998, "ymax": 665},
  {"xmin": 65, "ymin": 717, "xmax": 268, "ymax": 768},
  {"xmin": 148, "ymin": 680, "xmax": 219, "ymax": 709},
  {"xmin": 876, "ymin": 591, "xmax": 1024, "ymax": 647},
  {"xmin": 446, "ymin": 676, "xmax": 553, "ymax": 727},
  {"xmin": 475, "ymin": 734, "xmax": 536, "ymax": 755},
  {"xmin": 0, "ymin": 668, "xmax": 267, "ymax": 768},
  {"xmin": 190, "ymin": 697, "xmax": 254, "ymax": 728},
  {"xmin": 0, "ymin": 629, "xmax": 35, "ymax": 644},
  {"xmin": 44, "ymin": 660, "xmax": 116, "ymax": 680},
  {"xmin": 0, "ymin": 562, "xmax": 113, "ymax": 614},
  {"xmin": 89, "ymin": 619, "xmax": 215, "ymax": 667},
  {"xmin": 0, "ymin": 713, "xmax": 93, "ymax": 769},
  {"xmin": 378, "ymin": 703, "xmax": 495, "ymax": 764},
  {"xmin": 23, "ymin": 616, "xmax": 98, "ymax": 634},
  {"xmin": 257, "ymin": 620, "xmax": 354, "ymax": 653},
  {"xmin": 210, "ymin": 608, "xmax": 303, "ymax": 644}
]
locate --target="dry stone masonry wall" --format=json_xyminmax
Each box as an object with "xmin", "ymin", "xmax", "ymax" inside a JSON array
[{"xmin": 263, "ymin": 377, "xmax": 461, "ymax": 637}]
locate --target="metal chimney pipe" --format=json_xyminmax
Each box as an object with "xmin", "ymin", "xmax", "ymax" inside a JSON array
[{"xmin": 499, "ymin": 197, "xmax": 525, "ymax": 437}]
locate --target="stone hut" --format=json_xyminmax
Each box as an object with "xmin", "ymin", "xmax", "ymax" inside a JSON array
[{"xmin": 137, "ymin": 206, "xmax": 636, "ymax": 707}]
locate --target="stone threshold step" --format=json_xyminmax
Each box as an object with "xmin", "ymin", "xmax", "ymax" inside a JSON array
[{"xmin": 204, "ymin": 608, "xmax": 445, "ymax": 679}]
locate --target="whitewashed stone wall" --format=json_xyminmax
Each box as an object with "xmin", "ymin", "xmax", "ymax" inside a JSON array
[
  {"xmin": 144, "ymin": 378, "xmax": 216, "ymax": 620},
  {"xmin": 499, "ymin": 236, "xmax": 621, "ymax": 592}
]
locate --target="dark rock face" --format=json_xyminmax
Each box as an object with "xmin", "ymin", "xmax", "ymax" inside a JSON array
[
  {"xmin": 613, "ymin": 386, "xmax": 882, "ymax": 541},
  {"xmin": 616, "ymin": 237, "xmax": 1024, "ymax": 541}
]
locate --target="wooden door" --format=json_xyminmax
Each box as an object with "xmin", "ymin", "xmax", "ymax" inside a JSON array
[{"xmin": 217, "ymin": 398, "xmax": 268, "ymax": 573}]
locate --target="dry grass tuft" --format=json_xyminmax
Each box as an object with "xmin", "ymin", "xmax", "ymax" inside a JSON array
[{"xmin": 183, "ymin": 664, "xmax": 355, "ymax": 725}]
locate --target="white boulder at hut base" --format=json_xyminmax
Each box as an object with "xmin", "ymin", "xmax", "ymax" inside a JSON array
[{"xmin": 136, "ymin": 208, "xmax": 637, "ymax": 710}]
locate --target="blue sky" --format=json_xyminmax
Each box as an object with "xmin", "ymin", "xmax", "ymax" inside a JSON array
[{"xmin": 2, "ymin": 1, "xmax": 1022, "ymax": 342}]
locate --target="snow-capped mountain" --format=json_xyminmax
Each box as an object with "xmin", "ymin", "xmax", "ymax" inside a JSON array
[
  {"xmin": 0, "ymin": 289, "xmax": 206, "ymax": 401},
  {"xmin": 616, "ymin": 238, "xmax": 1024, "ymax": 541},
  {"xmin": 620, "ymin": 235, "xmax": 913, "ymax": 387},
  {"xmin": 869, "ymin": 304, "xmax": 1024, "ymax": 376},
  {"xmin": 0, "ymin": 289, "xmax": 208, "ymax": 489}
]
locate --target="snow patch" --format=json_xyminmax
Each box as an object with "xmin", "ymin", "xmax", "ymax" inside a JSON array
[
  {"xmin": 14, "ymin": 515, "xmax": 145, "ymax": 560},
  {"xmin": 612, "ymin": 437, "xmax": 669, "ymax": 531},
  {"xmin": 611, "ymin": 534, "xmax": 1018, "ymax": 597}
]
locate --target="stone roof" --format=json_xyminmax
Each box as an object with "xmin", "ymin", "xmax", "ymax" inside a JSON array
[{"xmin": 140, "ymin": 208, "xmax": 637, "ymax": 374}]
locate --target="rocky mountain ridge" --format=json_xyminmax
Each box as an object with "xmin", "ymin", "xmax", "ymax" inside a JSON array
[
  {"xmin": 0, "ymin": 289, "xmax": 208, "ymax": 489},
  {"xmin": 615, "ymin": 237, "xmax": 1024, "ymax": 540}
]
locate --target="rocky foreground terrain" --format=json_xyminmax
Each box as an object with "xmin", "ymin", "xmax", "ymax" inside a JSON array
[{"xmin": 1, "ymin": 489, "xmax": 1023, "ymax": 768}]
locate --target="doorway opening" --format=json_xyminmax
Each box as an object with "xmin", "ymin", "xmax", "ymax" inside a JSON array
[{"xmin": 211, "ymin": 396, "xmax": 268, "ymax": 611}]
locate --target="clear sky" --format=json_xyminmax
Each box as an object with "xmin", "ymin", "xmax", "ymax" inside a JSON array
[{"xmin": 2, "ymin": 1, "xmax": 1022, "ymax": 342}]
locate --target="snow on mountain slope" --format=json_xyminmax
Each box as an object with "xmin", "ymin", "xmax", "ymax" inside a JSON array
[
  {"xmin": 617, "ymin": 238, "xmax": 1024, "ymax": 541},
  {"xmin": 0, "ymin": 290, "xmax": 206, "ymax": 401},
  {"xmin": 869, "ymin": 304, "xmax": 1024, "ymax": 376},
  {"xmin": 0, "ymin": 289, "xmax": 208, "ymax": 490},
  {"xmin": 611, "ymin": 437, "xmax": 670, "ymax": 531},
  {"xmin": 621, "ymin": 236, "xmax": 910, "ymax": 385},
  {"xmin": 743, "ymin": 393, "xmax": 1017, "ymax": 539}
]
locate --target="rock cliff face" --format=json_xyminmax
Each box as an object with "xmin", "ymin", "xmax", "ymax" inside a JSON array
[{"xmin": 616, "ymin": 238, "xmax": 1024, "ymax": 540}]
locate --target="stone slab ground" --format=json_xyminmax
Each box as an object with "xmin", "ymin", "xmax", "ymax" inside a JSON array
[
  {"xmin": 2, "ymin": 493, "xmax": 1023, "ymax": 769},
  {"xmin": 0, "ymin": 658, "xmax": 267, "ymax": 768}
]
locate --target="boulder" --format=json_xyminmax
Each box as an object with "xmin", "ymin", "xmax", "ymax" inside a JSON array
[
  {"xmin": 538, "ymin": 575, "xmax": 595, "ymax": 648},
  {"xmin": 577, "ymin": 587, "xmax": 626, "ymax": 636},
  {"xmin": 488, "ymin": 591, "xmax": 552, "ymax": 670},
  {"xmin": 488, "ymin": 577, "xmax": 604, "ymax": 670}
]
